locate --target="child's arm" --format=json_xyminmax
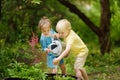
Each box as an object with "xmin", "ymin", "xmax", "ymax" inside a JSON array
[
  {"xmin": 50, "ymin": 29, "xmax": 58, "ymax": 38},
  {"xmin": 40, "ymin": 38, "xmax": 51, "ymax": 54},
  {"xmin": 40, "ymin": 39, "xmax": 46, "ymax": 51},
  {"xmin": 53, "ymin": 33, "xmax": 60, "ymax": 39},
  {"xmin": 53, "ymin": 44, "xmax": 71, "ymax": 65}
]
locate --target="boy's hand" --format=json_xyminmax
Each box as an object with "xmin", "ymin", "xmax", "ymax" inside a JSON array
[
  {"xmin": 53, "ymin": 58, "xmax": 60, "ymax": 65},
  {"xmin": 54, "ymin": 33, "xmax": 60, "ymax": 39}
]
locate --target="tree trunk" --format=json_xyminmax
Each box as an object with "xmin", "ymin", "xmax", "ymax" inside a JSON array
[
  {"xmin": 58, "ymin": 0, "xmax": 112, "ymax": 54},
  {"xmin": 99, "ymin": 0, "xmax": 111, "ymax": 54}
]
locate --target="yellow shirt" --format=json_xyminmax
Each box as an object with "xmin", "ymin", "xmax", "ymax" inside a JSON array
[{"xmin": 64, "ymin": 30, "xmax": 88, "ymax": 56}]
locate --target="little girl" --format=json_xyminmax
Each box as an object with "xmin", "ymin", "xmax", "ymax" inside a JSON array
[{"xmin": 38, "ymin": 16, "xmax": 66, "ymax": 74}]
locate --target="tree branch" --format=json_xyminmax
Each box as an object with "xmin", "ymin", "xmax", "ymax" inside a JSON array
[{"xmin": 58, "ymin": 0, "xmax": 102, "ymax": 36}]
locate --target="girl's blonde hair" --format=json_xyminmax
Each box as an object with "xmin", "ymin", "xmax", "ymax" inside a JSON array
[
  {"xmin": 38, "ymin": 16, "xmax": 51, "ymax": 30},
  {"xmin": 56, "ymin": 19, "xmax": 71, "ymax": 32}
]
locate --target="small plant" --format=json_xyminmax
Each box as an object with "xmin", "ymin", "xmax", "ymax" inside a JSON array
[
  {"xmin": 7, "ymin": 61, "xmax": 46, "ymax": 80},
  {"xmin": 28, "ymin": 32, "xmax": 38, "ymax": 50}
]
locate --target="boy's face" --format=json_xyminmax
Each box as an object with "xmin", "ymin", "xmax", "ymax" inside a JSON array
[
  {"xmin": 41, "ymin": 26, "xmax": 51, "ymax": 36},
  {"xmin": 58, "ymin": 29, "xmax": 70, "ymax": 38}
]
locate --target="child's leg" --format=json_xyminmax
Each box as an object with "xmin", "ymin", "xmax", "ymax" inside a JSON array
[
  {"xmin": 52, "ymin": 68, "xmax": 57, "ymax": 73},
  {"xmin": 80, "ymin": 68, "xmax": 89, "ymax": 80},
  {"xmin": 59, "ymin": 64, "xmax": 66, "ymax": 74},
  {"xmin": 75, "ymin": 69, "xmax": 84, "ymax": 80},
  {"xmin": 74, "ymin": 51, "xmax": 88, "ymax": 80}
]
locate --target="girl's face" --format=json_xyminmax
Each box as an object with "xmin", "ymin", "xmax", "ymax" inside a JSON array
[{"xmin": 41, "ymin": 26, "xmax": 51, "ymax": 36}]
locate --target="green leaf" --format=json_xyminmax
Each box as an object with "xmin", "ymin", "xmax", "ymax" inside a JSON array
[{"xmin": 31, "ymin": 0, "xmax": 41, "ymax": 4}]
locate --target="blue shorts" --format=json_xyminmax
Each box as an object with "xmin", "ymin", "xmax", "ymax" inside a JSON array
[{"xmin": 47, "ymin": 53, "xmax": 64, "ymax": 68}]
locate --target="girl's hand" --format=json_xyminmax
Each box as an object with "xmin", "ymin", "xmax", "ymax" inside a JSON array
[
  {"xmin": 46, "ymin": 48, "xmax": 51, "ymax": 54},
  {"xmin": 53, "ymin": 58, "xmax": 60, "ymax": 65}
]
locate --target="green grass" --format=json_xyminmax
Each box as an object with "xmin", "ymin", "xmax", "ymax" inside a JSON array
[{"xmin": 86, "ymin": 46, "xmax": 120, "ymax": 80}]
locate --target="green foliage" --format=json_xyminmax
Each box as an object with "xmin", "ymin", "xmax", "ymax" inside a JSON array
[
  {"xmin": 0, "ymin": 47, "xmax": 14, "ymax": 79},
  {"xmin": 0, "ymin": 42, "xmax": 35, "ymax": 79},
  {"xmin": 1, "ymin": 0, "xmax": 42, "ymax": 43},
  {"xmin": 1, "ymin": 0, "xmax": 99, "ymax": 45},
  {"xmin": 1, "ymin": 43, "xmax": 120, "ymax": 80},
  {"xmin": 86, "ymin": 49, "xmax": 120, "ymax": 73},
  {"xmin": 72, "ymin": 0, "xmax": 100, "ymax": 27},
  {"xmin": 8, "ymin": 62, "xmax": 46, "ymax": 80},
  {"xmin": 110, "ymin": 1, "xmax": 120, "ymax": 45},
  {"xmin": 1, "ymin": 0, "xmax": 119, "ymax": 48},
  {"xmin": 23, "ymin": 0, "xmax": 42, "ymax": 5}
]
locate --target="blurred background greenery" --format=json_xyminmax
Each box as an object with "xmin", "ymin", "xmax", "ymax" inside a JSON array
[{"xmin": 0, "ymin": 0, "xmax": 120, "ymax": 80}]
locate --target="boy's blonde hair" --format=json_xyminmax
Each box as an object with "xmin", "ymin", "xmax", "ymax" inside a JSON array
[
  {"xmin": 56, "ymin": 19, "xmax": 71, "ymax": 32},
  {"xmin": 38, "ymin": 16, "xmax": 51, "ymax": 30}
]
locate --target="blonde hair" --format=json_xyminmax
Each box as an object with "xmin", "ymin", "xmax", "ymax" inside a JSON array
[
  {"xmin": 56, "ymin": 19, "xmax": 71, "ymax": 32},
  {"xmin": 38, "ymin": 16, "xmax": 51, "ymax": 30}
]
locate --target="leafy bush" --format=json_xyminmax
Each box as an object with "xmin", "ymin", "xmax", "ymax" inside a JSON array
[
  {"xmin": 7, "ymin": 62, "xmax": 46, "ymax": 80},
  {"xmin": 0, "ymin": 42, "xmax": 41, "ymax": 79}
]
